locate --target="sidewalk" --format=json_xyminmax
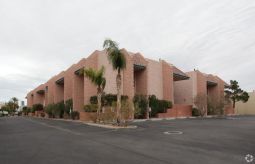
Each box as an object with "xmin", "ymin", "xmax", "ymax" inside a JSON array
[{"xmin": 132, "ymin": 114, "xmax": 238, "ymax": 122}]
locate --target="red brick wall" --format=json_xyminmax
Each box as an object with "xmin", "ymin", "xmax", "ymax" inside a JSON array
[
  {"xmin": 53, "ymin": 72, "xmax": 65, "ymax": 103},
  {"xmin": 122, "ymin": 49, "xmax": 135, "ymax": 100},
  {"xmin": 26, "ymin": 92, "xmax": 34, "ymax": 108},
  {"xmin": 84, "ymin": 51, "xmax": 98, "ymax": 104},
  {"xmin": 162, "ymin": 60, "xmax": 174, "ymax": 102},
  {"xmin": 196, "ymin": 71, "xmax": 207, "ymax": 96},
  {"xmin": 45, "ymin": 77, "xmax": 56, "ymax": 106},
  {"xmin": 225, "ymin": 105, "xmax": 234, "ymax": 115},
  {"xmin": 33, "ymin": 93, "xmax": 44, "ymax": 105},
  {"xmin": 32, "ymin": 84, "xmax": 45, "ymax": 105},
  {"xmin": 134, "ymin": 69, "xmax": 148, "ymax": 95},
  {"xmin": 132, "ymin": 53, "xmax": 148, "ymax": 95},
  {"xmin": 64, "ymin": 65, "xmax": 76, "ymax": 102},
  {"xmin": 157, "ymin": 104, "xmax": 192, "ymax": 118},
  {"xmin": 174, "ymin": 72, "xmax": 194, "ymax": 105},
  {"xmin": 73, "ymin": 58, "xmax": 86, "ymax": 112},
  {"xmin": 79, "ymin": 111, "xmax": 96, "ymax": 121}
]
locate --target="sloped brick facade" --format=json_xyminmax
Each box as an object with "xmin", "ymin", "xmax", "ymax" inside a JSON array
[{"xmin": 26, "ymin": 49, "xmax": 230, "ymax": 119}]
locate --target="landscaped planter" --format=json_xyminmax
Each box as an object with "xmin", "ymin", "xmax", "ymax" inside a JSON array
[
  {"xmin": 79, "ymin": 111, "xmax": 97, "ymax": 122},
  {"xmin": 63, "ymin": 113, "xmax": 70, "ymax": 119},
  {"xmin": 28, "ymin": 112, "xmax": 35, "ymax": 117}
]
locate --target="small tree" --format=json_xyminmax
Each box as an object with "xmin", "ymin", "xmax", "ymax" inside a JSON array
[
  {"xmin": 32, "ymin": 104, "xmax": 44, "ymax": 111},
  {"xmin": 133, "ymin": 95, "xmax": 148, "ymax": 119},
  {"xmin": 80, "ymin": 66, "xmax": 106, "ymax": 122},
  {"xmin": 194, "ymin": 93, "xmax": 207, "ymax": 117},
  {"xmin": 225, "ymin": 80, "xmax": 249, "ymax": 108},
  {"xmin": 3, "ymin": 98, "xmax": 19, "ymax": 114},
  {"xmin": 207, "ymin": 96, "xmax": 224, "ymax": 115},
  {"xmin": 11, "ymin": 97, "xmax": 19, "ymax": 108}
]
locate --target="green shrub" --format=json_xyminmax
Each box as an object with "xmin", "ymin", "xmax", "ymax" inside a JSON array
[
  {"xmin": 27, "ymin": 107, "xmax": 32, "ymax": 113},
  {"xmin": 31, "ymin": 107, "xmax": 36, "ymax": 113},
  {"xmin": 133, "ymin": 95, "xmax": 148, "ymax": 119},
  {"xmin": 71, "ymin": 111, "xmax": 80, "ymax": 120},
  {"xmin": 110, "ymin": 100, "xmax": 132, "ymax": 124},
  {"xmin": 90, "ymin": 96, "xmax": 98, "ymax": 104},
  {"xmin": 149, "ymin": 95, "xmax": 172, "ymax": 117},
  {"xmin": 22, "ymin": 106, "xmax": 30, "ymax": 115},
  {"xmin": 90, "ymin": 94, "xmax": 128, "ymax": 106},
  {"xmin": 84, "ymin": 104, "xmax": 98, "ymax": 112},
  {"xmin": 40, "ymin": 112, "xmax": 45, "ymax": 117},
  {"xmin": 45, "ymin": 104, "xmax": 54, "ymax": 117},
  {"xmin": 32, "ymin": 104, "xmax": 44, "ymax": 112},
  {"xmin": 207, "ymin": 98, "xmax": 224, "ymax": 115},
  {"xmin": 52, "ymin": 101, "xmax": 65, "ymax": 118},
  {"xmin": 192, "ymin": 108, "xmax": 200, "ymax": 116},
  {"xmin": 120, "ymin": 100, "xmax": 133, "ymax": 123},
  {"xmin": 65, "ymin": 99, "xmax": 73, "ymax": 114},
  {"xmin": 18, "ymin": 111, "xmax": 22, "ymax": 116},
  {"xmin": 100, "ymin": 107, "xmax": 115, "ymax": 123}
]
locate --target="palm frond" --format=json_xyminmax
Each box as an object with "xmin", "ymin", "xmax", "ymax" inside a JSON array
[
  {"xmin": 101, "ymin": 78, "xmax": 106, "ymax": 90},
  {"xmin": 103, "ymin": 39, "xmax": 126, "ymax": 71},
  {"xmin": 103, "ymin": 39, "xmax": 118, "ymax": 49},
  {"xmin": 84, "ymin": 68, "xmax": 96, "ymax": 83},
  {"xmin": 81, "ymin": 66, "xmax": 106, "ymax": 88}
]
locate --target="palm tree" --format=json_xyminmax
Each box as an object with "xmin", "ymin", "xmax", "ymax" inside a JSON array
[
  {"xmin": 80, "ymin": 66, "xmax": 106, "ymax": 121},
  {"xmin": 11, "ymin": 97, "xmax": 19, "ymax": 111},
  {"xmin": 103, "ymin": 39, "xmax": 126, "ymax": 124},
  {"xmin": 11, "ymin": 97, "xmax": 18, "ymax": 104}
]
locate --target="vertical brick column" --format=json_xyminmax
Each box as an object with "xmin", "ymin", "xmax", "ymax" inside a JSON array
[
  {"xmin": 27, "ymin": 92, "xmax": 34, "ymax": 108},
  {"xmin": 122, "ymin": 50, "xmax": 134, "ymax": 100},
  {"xmin": 195, "ymin": 71, "xmax": 207, "ymax": 115},
  {"xmin": 45, "ymin": 78, "xmax": 56, "ymax": 105},
  {"xmin": 54, "ymin": 72, "xmax": 65, "ymax": 103},
  {"xmin": 83, "ymin": 51, "xmax": 98, "ymax": 104},
  {"xmin": 73, "ymin": 75, "xmax": 84, "ymax": 111},
  {"xmin": 162, "ymin": 60, "xmax": 174, "ymax": 102},
  {"xmin": 64, "ymin": 65, "xmax": 76, "ymax": 102}
]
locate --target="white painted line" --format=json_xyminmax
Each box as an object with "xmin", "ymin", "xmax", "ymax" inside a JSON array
[{"xmin": 164, "ymin": 131, "xmax": 183, "ymax": 135}]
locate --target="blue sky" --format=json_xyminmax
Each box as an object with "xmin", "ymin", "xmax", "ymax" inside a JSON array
[{"xmin": 0, "ymin": 0, "xmax": 255, "ymax": 102}]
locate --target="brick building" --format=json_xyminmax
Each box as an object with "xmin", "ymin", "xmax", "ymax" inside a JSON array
[
  {"xmin": 26, "ymin": 49, "xmax": 232, "ymax": 119},
  {"xmin": 174, "ymin": 70, "xmax": 234, "ymax": 115}
]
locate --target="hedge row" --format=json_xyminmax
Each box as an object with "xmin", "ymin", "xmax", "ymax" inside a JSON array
[
  {"xmin": 148, "ymin": 95, "xmax": 172, "ymax": 117},
  {"xmin": 44, "ymin": 99, "xmax": 79, "ymax": 119},
  {"xmin": 133, "ymin": 94, "xmax": 173, "ymax": 119},
  {"xmin": 90, "ymin": 94, "xmax": 128, "ymax": 106}
]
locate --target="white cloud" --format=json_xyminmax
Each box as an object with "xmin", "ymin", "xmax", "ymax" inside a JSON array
[{"xmin": 0, "ymin": 0, "xmax": 255, "ymax": 102}]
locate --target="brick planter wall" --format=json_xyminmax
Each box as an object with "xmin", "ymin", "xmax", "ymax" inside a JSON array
[
  {"xmin": 79, "ymin": 111, "xmax": 97, "ymax": 122},
  {"xmin": 28, "ymin": 113, "xmax": 35, "ymax": 117},
  {"xmin": 35, "ymin": 111, "xmax": 44, "ymax": 117},
  {"xmin": 157, "ymin": 104, "xmax": 192, "ymax": 118},
  {"xmin": 225, "ymin": 105, "xmax": 235, "ymax": 115}
]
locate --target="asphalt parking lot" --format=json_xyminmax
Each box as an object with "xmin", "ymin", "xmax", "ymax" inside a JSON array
[{"xmin": 0, "ymin": 116, "xmax": 255, "ymax": 164}]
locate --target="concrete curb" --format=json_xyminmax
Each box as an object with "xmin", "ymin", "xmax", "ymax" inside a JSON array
[
  {"xmin": 132, "ymin": 115, "xmax": 240, "ymax": 122},
  {"xmin": 84, "ymin": 122, "xmax": 137, "ymax": 129},
  {"xmin": 24, "ymin": 116, "xmax": 137, "ymax": 129}
]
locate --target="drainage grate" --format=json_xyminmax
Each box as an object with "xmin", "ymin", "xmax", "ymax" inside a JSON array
[{"xmin": 164, "ymin": 131, "xmax": 183, "ymax": 135}]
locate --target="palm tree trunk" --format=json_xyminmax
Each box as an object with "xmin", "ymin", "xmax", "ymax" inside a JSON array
[
  {"xmin": 116, "ymin": 72, "xmax": 121, "ymax": 125},
  {"xmin": 97, "ymin": 88, "xmax": 102, "ymax": 123}
]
